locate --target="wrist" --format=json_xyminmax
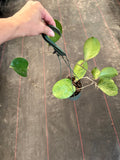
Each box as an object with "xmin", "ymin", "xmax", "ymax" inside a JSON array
[
  {"xmin": 0, "ymin": 17, "xmax": 21, "ymax": 44},
  {"xmin": 9, "ymin": 15, "xmax": 24, "ymax": 39}
]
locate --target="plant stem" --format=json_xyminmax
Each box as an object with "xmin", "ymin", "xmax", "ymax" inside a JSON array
[
  {"xmin": 82, "ymin": 76, "xmax": 97, "ymax": 84},
  {"xmin": 77, "ymin": 81, "xmax": 94, "ymax": 91},
  {"xmin": 77, "ymin": 76, "xmax": 97, "ymax": 91}
]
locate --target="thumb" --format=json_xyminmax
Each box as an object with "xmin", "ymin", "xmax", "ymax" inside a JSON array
[{"xmin": 41, "ymin": 23, "xmax": 55, "ymax": 37}]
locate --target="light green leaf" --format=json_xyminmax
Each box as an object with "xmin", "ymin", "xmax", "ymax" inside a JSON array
[
  {"xmin": 52, "ymin": 78, "xmax": 76, "ymax": 99},
  {"xmin": 91, "ymin": 67, "xmax": 100, "ymax": 80},
  {"xmin": 98, "ymin": 78, "xmax": 118, "ymax": 96},
  {"xmin": 10, "ymin": 57, "xmax": 28, "ymax": 77},
  {"xmin": 84, "ymin": 37, "xmax": 100, "ymax": 61},
  {"xmin": 48, "ymin": 19, "xmax": 62, "ymax": 43},
  {"xmin": 99, "ymin": 67, "xmax": 118, "ymax": 79},
  {"xmin": 73, "ymin": 60, "xmax": 88, "ymax": 81}
]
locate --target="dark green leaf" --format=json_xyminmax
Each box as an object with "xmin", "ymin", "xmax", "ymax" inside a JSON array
[
  {"xmin": 99, "ymin": 67, "xmax": 118, "ymax": 79},
  {"xmin": 52, "ymin": 78, "xmax": 76, "ymax": 99},
  {"xmin": 98, "ymin": 78, "xmax": 118, "ymax": 96},
  {"xmin": 73, "ymin": 60, "xmax": 88, "ymax": 81},
  {"xmin": 10, "ymin": 57, "xmax": 28, "ymax": 77},
  {"xmin": 48, "ymin": 19, "xmax": 62, "ymax": 43},
  {"xmin": 84, "ymin": 37, "xmax": 100, "ymax": 61},
  {"xmin": 91, "ymin": 67, "xmax": 100, "ymax": 80}
]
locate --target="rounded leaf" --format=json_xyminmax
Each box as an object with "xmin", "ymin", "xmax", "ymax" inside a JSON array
[
  {"xmin": 99, "ymin": 67, "xmax": 118, "ymax": 79},
  {"xmin": 73, "ymin": 60, "xmax": 88, "ymax": 81},
  {"xmin": 98, "ymin": 78, "xmax": 118, "ymax": 96},
  {"xmin": 52, "ymin": 78, "xmax": 76, "ymax": 99},
  {"xmin": 10, "ymin": 57, "xmax": 28, "ymax": 77},
  {"xmin": 48, "ymin": 19, "xmax": 62, "ymax": 43},
  {"xmin": 91, "ymin": 67, "xmax": 100, "ymax": 80},
  {"xmin": 84, "ymin": 37, "xmax": 100, "ymax": 61}
]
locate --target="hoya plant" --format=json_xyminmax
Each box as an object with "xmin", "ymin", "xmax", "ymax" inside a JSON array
[
  {"xmin": 10, "ymin": 20, "xmax": 118, "ymax": 100},
  {"xmin": 52, "ymin": 37, "xmax": 118, "ymax": 99}
]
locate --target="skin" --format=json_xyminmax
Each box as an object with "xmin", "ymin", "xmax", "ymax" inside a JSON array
[{"xmin": 0, "ymin": 0, "xmax": 56, "ymax": 45}]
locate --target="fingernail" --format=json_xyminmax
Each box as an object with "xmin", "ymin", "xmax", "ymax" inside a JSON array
[{"xmin": 49, "ymin": 30, "xmax": 55, "ymax": 37}]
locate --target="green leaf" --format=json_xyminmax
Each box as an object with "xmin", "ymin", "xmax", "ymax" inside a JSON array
[
  {"xmin": 99, "ymin": 67, "xmax": 118, "ymax": 79},
  {"xmin": 83, "ymin": 37, "xmax": 100, "ymax": 61},
  {"xmin": 73, "ymin": 60, "xmax": 88, "ymax": 81},
  {"xmin": 52, "ymin": 78, "xmax": 76, "ymax": 99},
  {"xmin": 10, "ymin": 57, "xmax": 28, "ymax": 77},
  {"xmin": 98, "ymin": 78, "xmax": 118, "ymax": 96},
  {"xmin": 91, "ymin": 67, "xmax": 100, "ymax": 80},
  {"xmin": 48, "ymin": 19, "xmax": 62, "ymax": 43}
]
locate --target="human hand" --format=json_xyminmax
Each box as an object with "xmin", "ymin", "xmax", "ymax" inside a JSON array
[{"xmin": 11, "ymin": 0, "xmax": 56, "ymax": 37}]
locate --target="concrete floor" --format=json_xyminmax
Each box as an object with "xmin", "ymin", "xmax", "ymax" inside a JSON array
[{"xmin": 0, "ymin": 0, "xmax": 120, "ymax": 160}]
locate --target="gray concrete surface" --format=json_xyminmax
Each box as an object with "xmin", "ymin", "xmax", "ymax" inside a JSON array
[{"xmin": 0, "ymin": 0, "xmax": 120, "ymax": 160}]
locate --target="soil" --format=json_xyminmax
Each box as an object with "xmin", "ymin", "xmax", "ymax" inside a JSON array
[{"xmin": 67, "ymin": 76, "xmax": 82, "ymax": 97}]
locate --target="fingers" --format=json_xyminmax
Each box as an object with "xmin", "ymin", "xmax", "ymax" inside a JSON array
[
  {"xmin": 41, "ymin": 8, "xmax": 56, "ymax": 27},
  {"xmin": 40, "ymin": 23, "xmax": 55, "ymax": 37}
]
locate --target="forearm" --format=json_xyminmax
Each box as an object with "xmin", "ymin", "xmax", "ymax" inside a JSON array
[{"xmin": 0, "ymin": 17, "xmax": 19, "ymax": 45}]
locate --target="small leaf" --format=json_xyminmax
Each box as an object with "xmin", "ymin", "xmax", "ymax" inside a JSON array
[
  {"xmin": 52, "ymin": 78, "xmax": 76, "ymax": 99},
  {"xmin": 91, "ymin": 67, "xmax": 100, "ymax": 80},
  {"xmin": 84, "ymin": 37, "xmax": 100, "ymax": 61},
  {"xmin": 73, "ymin": 60, "xmax": 88, "ymax": 81},
  {"xmin": 48, "ymin": 19, "xmax": 62, "ymax": 43},
  {"xmin": 98, "ymin": 78, "xmax": 118, "ymax": 96},
  {"xmin": 99, "ymin": 67, "xmax": 118, "ymax": 79},
  {"xmin": 10, "ymin": 57, "xmax": 28, "ymax": 77}
]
